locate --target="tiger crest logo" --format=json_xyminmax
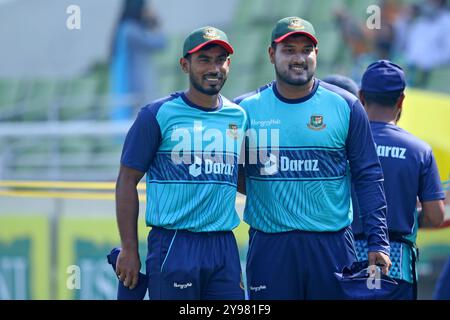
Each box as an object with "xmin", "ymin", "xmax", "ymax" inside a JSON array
[
  {"xmin": 288, "ymin": 18, "xmax": 305, "ymax": 30},
  {"xmin": 203, "ymin": 28, "xmax": 219, "ymax": 40},
  {"xmin": 307, "ymin": 115, "xmax": 326, "ymax": 130},
  {"xmin": 227, "ymin": 123, "xmax": 239, "ymax": 140}
]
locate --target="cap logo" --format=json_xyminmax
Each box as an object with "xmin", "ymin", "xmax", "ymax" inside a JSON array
[
  {"xmin": 288, "ymin": 18, "xmax": 305, "ymax": 30},
  {"xmin": 203, "ymin": 28, "xmax": 219, "ymax": 40}
]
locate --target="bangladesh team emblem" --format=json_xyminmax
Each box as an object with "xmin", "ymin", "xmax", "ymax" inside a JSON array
[
  {"xmin": 307, "ymin": 115, "xmax": 326, "ymax": 130},
  {"xmin": 227, "ymin": 123, "xmax": 239, "ymax": 139},
  {"xmin": 289, "ymin": 18, "xmax": 304, "ymax": 30},
  {"xmin": 203, "ymin": 27, "xmax": 219, "ymax": 40}
]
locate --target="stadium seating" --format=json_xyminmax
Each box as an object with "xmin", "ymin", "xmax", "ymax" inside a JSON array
[{"xmin": 0, "ymin": 79, "xmax": 22, "ymax": 120}]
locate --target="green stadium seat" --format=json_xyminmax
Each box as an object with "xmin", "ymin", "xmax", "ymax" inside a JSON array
[
  {"xmin": 346, "ymin": 0, "xmax": 375, "ymax": 18},
  {"xmin": 270, "ymin": 0, "xmax": 310, "ymax": 20},
  {"xmin": 154, "ymin": 35, "xmax": 181, "ymax": 67},
  {"xmin": 306, "ymin": 0, "xmax": 345, "ymax": 27},
  {"xmin": 60, "ymin": 137, "xmax": 92, "ymax": 154},
  {"xmin": 154, "ymin": 35, "xmax": 183, "ymax": 96},
  {"xmin": 229, "ymin": 31, "xmax": 266, "ymax": 68},
  {"xmin": 232, "ymin": 0, "xmax": 254, "ymax": 26},
  {"xmin": 233, "ymin": 0, "xmax": 271, "ymax": 26},
  {"xmin": 10, "ymin": 140, "xmax": 50, "ymax": 171},
  {"xmin": 59, "ymin": 76, "xmax": 98, "ymax": 120},
  {"xmin": 20, "ymin": 79, "xmax": 60, "ymax": 121},
  {"xmin": 0, "ymin": 79, "xmax": 21, "ymax": 120},
  {"xmin": 316, "ymin": 28, "xmax": 340, "ymax": 65}
]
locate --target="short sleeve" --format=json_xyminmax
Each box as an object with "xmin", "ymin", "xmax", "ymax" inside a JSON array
[{"xmin": 120, "ymin": 105, "xmax": 161, "ymax": 172}]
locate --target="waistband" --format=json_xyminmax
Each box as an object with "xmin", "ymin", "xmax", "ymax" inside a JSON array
[
  {"xmin": 150, "ymin": 226, "xmax": 233, "ymax": 237},
  {"xmin": 250, "ymin": 225, "xmax": 350, "ymax": 235},
  {"xmin": 354, "ymin": 232, "xmax": 416, "ymax": 247}
]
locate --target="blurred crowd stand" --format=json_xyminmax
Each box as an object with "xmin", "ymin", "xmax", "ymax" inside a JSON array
[{"xmin": 334, "ymin": 0, "xmax": 450, "ymax": 88}]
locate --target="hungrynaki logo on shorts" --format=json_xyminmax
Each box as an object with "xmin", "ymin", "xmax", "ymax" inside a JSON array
[
  {"xmin": 174, "ymin": 282, "xmax": 193, "ymax": 289},
  {"xmin": 249, "ymin": 285, "xmax": 267, "ymax": 292},
  {"xmin": 307, "ymin": 115, "xmax": 326, "ymax": 131}
]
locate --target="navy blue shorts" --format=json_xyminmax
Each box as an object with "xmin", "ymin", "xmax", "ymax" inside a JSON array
[
  {"xmin": 246, "ymin": 226, "xmax": 356, "ymax": 300},
  {"xmin": 146, "ymin": 227, "xmax": 245, "ymax": 300},
  {"xmin": 389, "ymin": 280, "xmax": 414, "ymax": 300}
]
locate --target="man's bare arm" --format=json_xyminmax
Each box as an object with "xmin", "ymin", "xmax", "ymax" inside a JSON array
[
  {"xmin": 115, "ymin": 165, "xmax": 145, "ymax": 289},
  {"xmin": 419, "ymin": 199, "xmax": 445, "ymax": 228}
]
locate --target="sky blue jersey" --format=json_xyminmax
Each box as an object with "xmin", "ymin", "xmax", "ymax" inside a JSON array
[
  {"xmin": 235, "ymin": 80, "xmax": 389, "ymax": 254},
  {"xmin": 121, "ymin": 92, "xmax": 247, "ymax": 232}
]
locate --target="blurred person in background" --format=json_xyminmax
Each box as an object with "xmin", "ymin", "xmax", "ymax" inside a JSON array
[
  {"xmin": 115, "ymin": 26, "xmax": 246, "ymax": 300},
  {"xmin": 110, "ymin": 0, "xmax": 166, "ymax": 121},
  {"xmin": 391, "ymin": 3, "xmax": 421, "ymax": 61},
  {"xmin": 402, "ymin": 0, "xmax": 450, "ymax": 87},
  {"xmin": 334, "ymin": 0, "xmax": 402, "ymax": 83},
  {"xmin": 352, "ymin": 60, "xmax": 445, "ymax": 300},
  {"xmin": 322, "ymin": 74, "xmax": 359, "ymax": 97},
  {"xmin": 235, "ymin": 17, "xmax": 391, "ymax": 300}
]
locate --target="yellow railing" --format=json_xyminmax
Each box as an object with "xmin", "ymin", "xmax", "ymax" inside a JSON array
[
  {"xmin": 0, "ymin": 180, "xmax": 142, "ymax": 200},
  {"xmin": 0, "ymin": 180, "xmax": 246, "ymax": 205}
]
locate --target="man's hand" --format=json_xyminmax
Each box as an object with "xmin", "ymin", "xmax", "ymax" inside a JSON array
[
  {"xmin": 368, "ymin": 251, "xmax": 392, "ymax": 275},
  {"xmin": 116, "ymin": 249, "xmax": 141, "ymax": 289}
]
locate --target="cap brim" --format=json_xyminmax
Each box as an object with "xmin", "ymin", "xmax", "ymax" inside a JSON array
[
  {"xmin": 274, "ymin": 31, "xmax": 318, "ymax": 45},
  {"xmin": 187, "ymin": 40, "xmax": 234, "ymax": 55}
]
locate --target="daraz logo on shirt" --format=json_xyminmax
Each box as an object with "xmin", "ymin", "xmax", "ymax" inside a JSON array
[
  {"xmin": 262, "ymin": 153, "xmax": 278, "ymax": 175},
  {"xmin": 376, "ymin": 145, "xmax": 407, "ymax": 159},
  {"xmin": 188, "ymin": 156, "xmax": 235, "ymax": 177},
  {"xmin": 262, "ymin": 153, "xmax": 319, "ymax": 175}
]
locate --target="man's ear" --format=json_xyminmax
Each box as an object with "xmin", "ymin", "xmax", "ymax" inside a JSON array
[
  {"xmin": 180, "ymin": 57, "xmax": 189, "ymax": 74},
  {"xmin": 397, "ymin": 92, "xmax": 405, "ymax": 109},
  {"xmin": 358, "ymin": 90, "xmax": 365, "ymax": 105},
  {"xmin": 268, "ymin": 46, "xmax": 275, "ymax": 64}
]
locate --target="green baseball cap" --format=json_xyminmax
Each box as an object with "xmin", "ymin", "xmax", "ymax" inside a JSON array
[
  {"xmin": 271, "ymin": 17, "xmax": 318, "ymax": 45},
  {"xmin": 183, "ymin": 26, "xmax": 234, "ymax": 57}
]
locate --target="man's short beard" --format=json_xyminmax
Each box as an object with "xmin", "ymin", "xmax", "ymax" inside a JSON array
[
  {"xmin": 190, "ymin": 73, "xmax": 227, "ymax": 96},
  {"xmin": 275, "ymin": 64, "xmax": 314, "ymax": 86}
]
